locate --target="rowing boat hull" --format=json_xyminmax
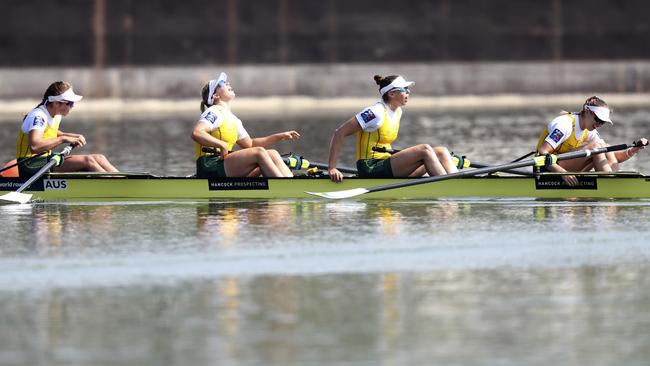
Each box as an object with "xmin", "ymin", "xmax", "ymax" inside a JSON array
[{"xmin": 2, "ymin": 172, "xmax": 650, "ymax": 201}]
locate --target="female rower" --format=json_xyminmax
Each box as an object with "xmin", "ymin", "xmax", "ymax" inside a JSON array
[
  {"xmin": 536, "ymin": 95, "xmax": 646, "ymax": 185},
  {"xmin": 327, "ymin": 74, "xmax": 458, "ymax": 182},
  {"xmin": 16, "ymin": 81, "xmax": 118, "ymax": 178},
  {"xmin": 191, "ymin": 72, "xmax": 299, "ymax": 178}
]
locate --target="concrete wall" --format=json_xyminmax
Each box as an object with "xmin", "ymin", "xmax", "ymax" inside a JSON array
[{"xmin": 2, "ymin": 61, "xmax": 650, "ymax": 100}]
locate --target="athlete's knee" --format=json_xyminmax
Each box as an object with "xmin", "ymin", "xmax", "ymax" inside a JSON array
[
  {"xmin": 433, "ymin": 146, "xmax": 450, "ymax": 157},
  {"xmin": 266, "ymin": 149, "xmax": 281, "ymax": 159},
  {"xmin": 250, "ymin": 146, "xmax": 269, "ymax": 159},
  {"xmin": 415, "ymin": 144, "xmax": 435, "ymax": 155},
  {"xmin": 92, "ymin": 154, "xmax": 108, "ymax": 163}
]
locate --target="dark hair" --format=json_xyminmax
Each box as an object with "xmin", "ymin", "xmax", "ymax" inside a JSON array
[
  {"xmin": 583, "ymin": 95, "xmax": 608, "ymax": 108},
  {"xmin": 200, "ymin": 82, "xmax": 210, "ymax": 112},
  {"xmin": 576, "ymin": 95, "xmax": 608, "ymax": 117},
  {"xmin": 38, "ymin": 81, "xmax": 72, "ymax": 108},
  {"xmin": 374, "ymin": 75, "xmax": 399, "ymax": 102}
]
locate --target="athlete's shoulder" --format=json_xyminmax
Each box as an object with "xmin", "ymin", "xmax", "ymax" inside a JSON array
[
  {"xmin": 199, "ymin": 106, "xmax": 224, "ymax": 124},
  {"xmin": 549, "ymin": 113, "xmax": 574, "ymax": 126},
  {"xmin": 23, "ymin": 106, "xmax": 48, "ymax": 130},
  {"xmin": 356, "ymin": 103, "xmax": 384, "ymax": 124}
]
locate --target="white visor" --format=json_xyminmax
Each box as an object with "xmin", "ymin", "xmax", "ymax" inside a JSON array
[
  {"xmin": 585, "ymin": 105, "xmax": 613, "ymax": 125},
  {"xmin": 206, "ymin": 72, "xmax": 228, "ymax": 106},
  {"xmin": 47, "ymin": 88, "xmax": 83, "ymax": 103},
  {"xmin": 379, "ymin": 76, "xmax": 414, "ymax": 96}
]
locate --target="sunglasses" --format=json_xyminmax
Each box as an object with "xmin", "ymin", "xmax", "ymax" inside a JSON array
[
  {"xmin": 591, "ymin": 112, "xmax": 607, "ymax": 126},
  {"xmin": 392, "ymin": 87, "xmax": 411, "ymax": 94},
  {"xmin": 60, "ymin": 100, "xmax": 75, "ymax": 107}
]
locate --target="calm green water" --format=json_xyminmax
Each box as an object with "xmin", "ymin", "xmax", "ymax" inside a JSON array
[{"xmin": 1, "ymin": 109, "xmax": 650, "ymax": 365}]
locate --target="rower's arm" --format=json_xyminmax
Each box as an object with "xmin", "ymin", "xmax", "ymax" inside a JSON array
[
  {"xmin": 251, "ymin": 131, "xmax": 300, "ymax": 147},
  {"xmin": 328, "ymin": 117, "xmax": 361, "ymax": 171},
  {"xmin": 537, "ymin": 141, "xmax": 566, "ymax": 173},
  {"xmin": 611, "ymin": 137, "xmax": 648, "ymax": 163},
  {"xmin": 29, "ymin": 129, "xmax": 84, "ymax": 154},
  {"xmin": 191, "ymin": 122, "xmax": 229, "ymax": 153}
]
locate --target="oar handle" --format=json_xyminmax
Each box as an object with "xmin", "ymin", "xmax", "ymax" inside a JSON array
[
  {"xmin": 202, "ymin": 147, "xmax": 233, "ymax": 154},
  {"xmin": 372, "ymin": 146, "xmax": 401, "ymax": 154}
]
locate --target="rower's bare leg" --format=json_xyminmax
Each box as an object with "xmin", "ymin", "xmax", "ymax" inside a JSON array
[
  {"xmin": 434, "ymin": 146, "xmax": 459, "ymax": 173},
  {"xmin": 55, "ymin": 154, "xmax": 113, "ymax": 172},
  {"xmin": 390, "ymin": 144, "xmax": 447, "ymax": 177},
  {"xmin": 604, "ymin": 151, "xmax": 621, "ymax": 171},
  {"xmin": 558, "ymin": 158, "xmax": 592, "ymax": 172},
  {"xmin": 407, "ymin": 165, "xmax": 427, "ymax": 177},
  {"xmin": 92, "ymin": 154, "xmax": 118, "ymax": 172},
  {"xmin": 266, "ymin": 149, "xmax": 293, "ymax": 177},
  {"xmin": 246, "ymin": 167, "xmax": 262, "ymax": 177},
  {"xmin": 224, "ymin": 147, "xmax": 283, "ymax": 177},
  {"xmin": 588, "ymin": 142, "xmax": 613, "ymax": 172}
]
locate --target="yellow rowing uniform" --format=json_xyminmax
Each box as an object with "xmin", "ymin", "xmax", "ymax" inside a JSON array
[
  {"xmin": 535, "ymin": 113, "xmax": 587, "ymax": 154},
  {"xmin": 16, "ymin": 106, "xmax": 61, "ymax": 158},
  {"xmin": 356, "ymin": 103, "xmax": 401, "ymax": 160},
  {"xmin": 195, "ymin": 105, "xmax": 240, "ymax": 159}
]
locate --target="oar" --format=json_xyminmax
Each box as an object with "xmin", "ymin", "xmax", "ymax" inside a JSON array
[
  {"xmin": 0, "ymin": 151, "xmax": 48, "ymax": 174},
  {"xmin": 282, "ymin": 153, "xmax": 357, "ymax": 174},
  {"xmin": 306, "ymin": 141, "xmax": 644, "ymax": 199},
  {"xmin": 371, "ymin": 146, "xmax": 533, "ymax": 176},
  {"xmin": 0, "ymin": 145, "xmax": 74, "ymax": 204}
]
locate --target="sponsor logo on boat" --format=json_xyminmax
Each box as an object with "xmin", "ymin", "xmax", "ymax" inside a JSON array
[
  {"xmin": 43, "ymin": 179, "xmax": 68, "ymax": 190},
  {"xmin": 535, "ymin": 175, "xmax": 597, "ymax": 190},
  {"xmin": 0, "ymin": 178, "xmax": 44, "ymax": 191},
  {"xmin": 208, "ymin": 178, "xmax": 269, "ymax": 190}
]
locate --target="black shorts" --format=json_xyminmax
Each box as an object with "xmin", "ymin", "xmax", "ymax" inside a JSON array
[
  {"xmin": 356, "ymin": 158, "xmax": 393, "ymax": 178},
  {"xmin": 196, "ymin": 155, "xmax": 227, "ymax": 178},
  {"xmin": 17, "ymin": 156, "xmax": 51, "ymax": 178}
]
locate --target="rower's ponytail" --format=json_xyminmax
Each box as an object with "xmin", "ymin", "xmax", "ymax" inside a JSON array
[
  {"xmin": 584, "ymin": 95, "xmax": 608, "ymax": 108},
  {"xmin": 374, "ymin": 74, "xmax": 398, "ymax": 102},
  {"xmin": 577, "ymin": 95, "xmax": 609, "ymax": 117},
  {"xmin": 37, "ymin": 81, "xmax": 71, "ymax": 108},
  {"xmin": 200, "ymin": 83, "xmax": 210, "ymax": 112}
]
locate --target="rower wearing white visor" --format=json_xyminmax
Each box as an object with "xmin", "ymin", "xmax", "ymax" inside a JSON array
[
  {"xmin": 15, "ymin": 81, "xmax": 118, "ymax": 178},
  {"xmin": 326, "ymin": 74, "xmax": 458, "ymax": 183},
  {"xmin": 192, "ymin": 72, "xmax": 300, "ymax": 178},
  {"xmin": 536, "ymin": 95, "xmax": 647, "ymax": 186}
]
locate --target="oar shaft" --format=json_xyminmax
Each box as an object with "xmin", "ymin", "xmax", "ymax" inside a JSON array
[
  {"xmin": 469, "ymin": 162, "xmax": 534, "ymax": 176},
  {"xmin": 307, "ymin": 162, "xmax": 357, "ymax": 174},
  {"xmin": 366, "ymin": 143, "xmax": 632, "ymax": 194}
]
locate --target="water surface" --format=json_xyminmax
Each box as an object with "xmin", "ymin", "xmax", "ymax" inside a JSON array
[{"xmin": 1, "ymin": 109, "xmax": 650, "ymax": 366}]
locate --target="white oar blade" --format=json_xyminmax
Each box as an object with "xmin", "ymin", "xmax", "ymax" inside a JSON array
[
  {"xmin": 305, "ymin": 188, "xmax": 369, "ymax": 199},
  {"xmin": 0, "ymin": 191, "xmax": 33, "ymax": 204}
]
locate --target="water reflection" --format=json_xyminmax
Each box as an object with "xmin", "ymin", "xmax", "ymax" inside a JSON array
[
  {"xmin": 2, "ymin": 266, "xmax": 650, "ymax": 365},
  {"xmin": 3, "ymin": 199, "xmax": 650, "ymax": 259}
]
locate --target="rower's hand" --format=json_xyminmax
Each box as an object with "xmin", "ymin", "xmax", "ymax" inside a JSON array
[
  {"xmin": 64, "ymin": 134, "xmax": 86, "ymax": 147},
  {"xmin": 218, "ymin": 145, "xmax": 229, "ymax": 159},
  {"xmin": 279, "ymin": 131, "xmax": 300, "ymax": 141},
  {"xmin": 329, "ymin": 168, "xmax": 344, "ymax": 183},
  {"xmin": 561, "ymin": 174, "xmax": 579, "ymax": 187},
  {"xmin": 634, "ymin": 138, "xmax": 648, "ymax": 150}
]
